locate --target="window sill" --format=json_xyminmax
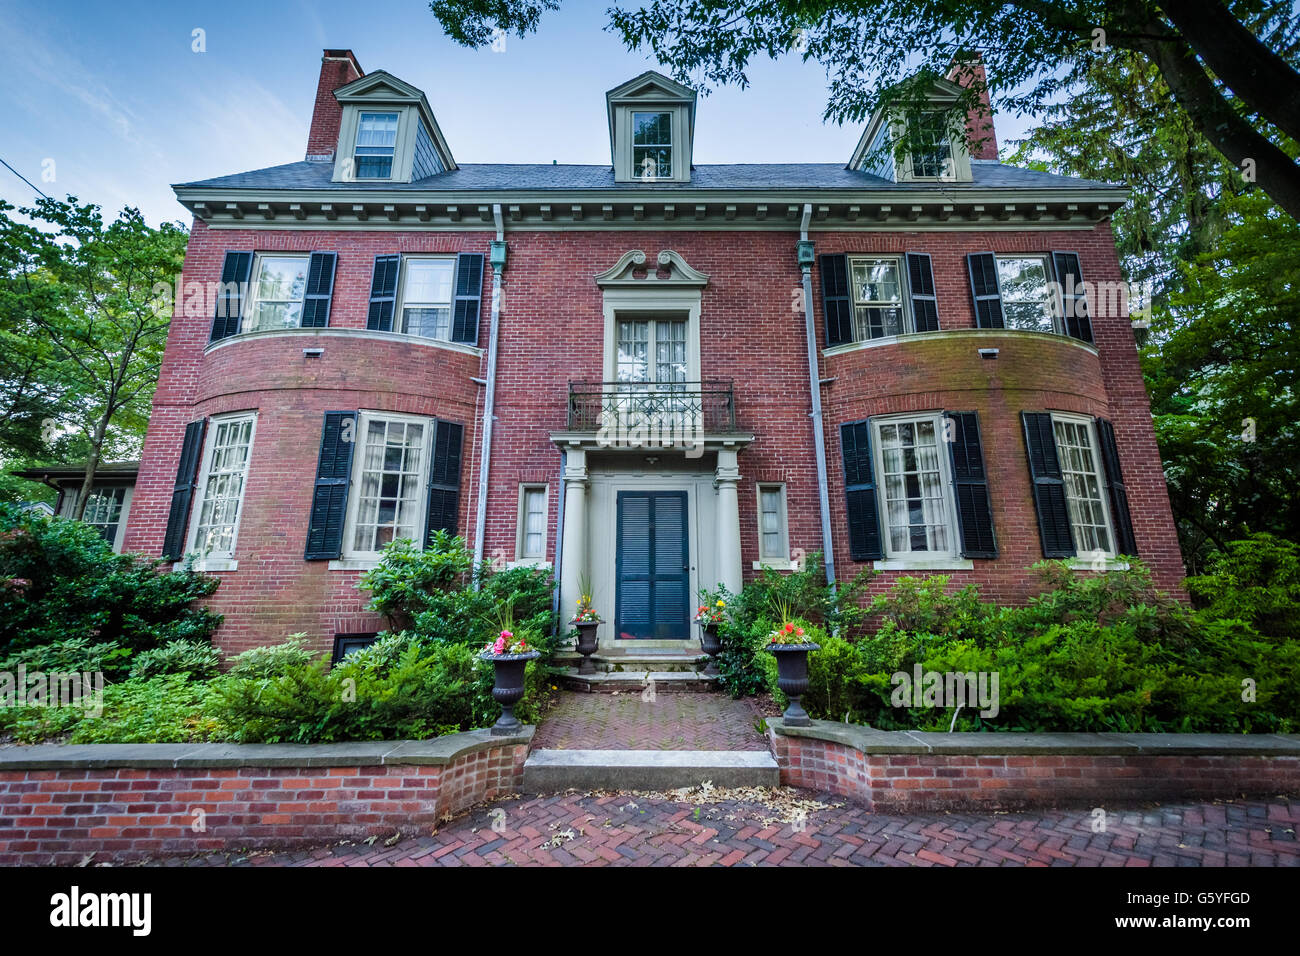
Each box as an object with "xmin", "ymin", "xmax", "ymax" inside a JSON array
[
  {"xmin": 752, "ymin": 558, "xmax": 802, "ymax": 572},
  {"xmin": 506, "ymin": 559, "xmax": 552, "ymax": 570},
  {"xmin": 329, "ymin": 558, "xmax": 380, "ymax": 571},
  {"xmin": 205, "ymin": 326, "xmax": 482, "ymax": 357},
  {"xmin": 1067, "ymin": 556, "xmax": 1130, "ymax": 572},
  {"xmin": 872, "ymin": 557, "xmax": 974, "ymax": 572},
  {"xmin": 822, "ymin": 327, "xmax": 1098, "ymax": 358},
  {"xmin": 186, "ymin": 557, "xmax": 238, "ymax": 572}
]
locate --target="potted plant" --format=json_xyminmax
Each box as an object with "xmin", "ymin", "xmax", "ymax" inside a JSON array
[
  {"xmin": 766, "ymin": 610, "xmax": 820, "ymax": 727},
  {"xmin": 479, "ymin": 600, "xmax": 540, "ymax": 736},
  {"xmin": 570, "ymin": 575, "xmax": 601, "ymax": 674},
  {"xmin": 695, "ymin": 587, "xmax": 729, "ymax": 676}
]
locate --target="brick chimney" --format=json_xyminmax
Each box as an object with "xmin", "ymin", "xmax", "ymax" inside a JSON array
[
  {"xmin": 946, "ymin": 54, "xmax": 997, "ymax": 161},
  {"xmin": 306, "ymin": 49, "xmax": 364, "ymax": 162}
]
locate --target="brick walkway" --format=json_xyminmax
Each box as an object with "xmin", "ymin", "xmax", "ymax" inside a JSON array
[
  {"xmin": 162, "ymin": 792, "xmax": 1299, "ymax": 867},
  {"xmin": 532, "ymin": 692, "xmax": 773, "ymax": 751}
]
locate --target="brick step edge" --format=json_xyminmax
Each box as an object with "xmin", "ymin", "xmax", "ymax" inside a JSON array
[{"xmin": 522, "ymin": 748, "xmax": 779, "ymax": 792}]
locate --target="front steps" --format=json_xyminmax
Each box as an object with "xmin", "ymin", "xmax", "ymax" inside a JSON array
[
  {"xmin": 522, "ymin": 749, "xmax": 780, "ymax": 792},
  {"xmin": 554, "ymin": 646, "xmax": 717, "ymax": 692}
]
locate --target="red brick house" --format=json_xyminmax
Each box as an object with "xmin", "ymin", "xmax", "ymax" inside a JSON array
[{"xmin": 122, "ymin": 49, "xmax": 1183, "ymax": 659}]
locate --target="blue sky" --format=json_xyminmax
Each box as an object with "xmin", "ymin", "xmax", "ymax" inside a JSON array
[{"xmin": 0, "ymin": 0, "xmax": 1034, "ymax": 226}]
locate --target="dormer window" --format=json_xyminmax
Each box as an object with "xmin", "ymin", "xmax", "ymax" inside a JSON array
[
  {"xmin": 355, "ymin": 112, "xmax": 398, "ymax": 178},
  {"xmin": 906, "ymin": 113, "xmax": 953, "ymax": 179},
  {"xmin": 607, "ymin": 71, "xmax": 696, "ymax": 184},
  {"xmin": 633, "ymin": 112, "xmax": 673, "ymax": 181}
]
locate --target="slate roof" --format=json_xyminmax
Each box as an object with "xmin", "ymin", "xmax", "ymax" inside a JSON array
[{"xmin": 177, "ymin": 161, "xmax": 1117, "ymax": 193}]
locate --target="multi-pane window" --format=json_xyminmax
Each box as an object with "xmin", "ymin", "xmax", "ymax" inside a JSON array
[
  {"xmin": 616, "ymin": 318, "xmax": 686, "ymax": 384},
  {"xmin": 399, "ymin": 258, "xmax": 455, "ymax": 339},
  {"xmin": 632, "ymin": 111, "xmax": 673, "ymax": 180},
  {"xmin": 355, "ymin": 112, "xmax": 399, "ymax": 179},
  {"xmin": 189, "ymin": 414, "xmax": 255, "ymax": 559},
  {"xmin": 245, "ymin": 255, "xmax": 308, "ymax": 333},
  {"xmin": 1051, "ymin": 416, "xmax": 1113, "ymax": 556},
  {"xmin": 907, "ymin": 112, "xmax": 952, "ymax": 179},
  {"xmin": 518, "ymin": 486, "xmax": 547, "ymax": 560},
  {"xmin": 757, "ymin": 484, "xmax": 789, "ymax": 560},
  {"xmin": 83, "ymin": 487, "xmax": 126, "ymax": 546},
  {"xmin": 849, "ymin": 257, "xmax": 906, "ymax": 339},
  {"xmin": 996, "ymin": 256, "xmax": 1058, "ymax": 333},
  {"xmin": 347, "ymin": 415, "xmax": 428, "ymax": 556},
  {"xmin": 875, "ymin": 415, "xmax": 954, "ymax": 556}
]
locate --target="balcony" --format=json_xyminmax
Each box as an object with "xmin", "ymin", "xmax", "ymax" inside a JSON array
[{"xmin": 566, "ymin": 380, "xmax": 739, "ymax": 443}]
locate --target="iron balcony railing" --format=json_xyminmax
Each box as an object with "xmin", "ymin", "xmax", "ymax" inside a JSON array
[{"xmin": 567, "ymin": 380, "xmax": 737, "ymax": 440}]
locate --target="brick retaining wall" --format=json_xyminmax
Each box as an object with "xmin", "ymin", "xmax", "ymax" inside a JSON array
[
  {"xmin": 0, "ymin": 729, "xmax": 531, "ymax": 865},
  {"xmin": 767, "ymin": 721, "xmax": 1300, "ymax": 811}
]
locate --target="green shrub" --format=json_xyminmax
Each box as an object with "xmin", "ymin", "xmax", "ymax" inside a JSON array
[
  {"xmin": 129, "ymin": 639, "xmax": 222, "ymax": 681},
  {"xmin": 225, "ymin": 636, "xmax": 314, "ymax": 680},
  {"xmin": 1186, "ymin": 533, "xmax": 1300, "ymax": 640},
  {"xmin": 0, "ymin": 502, "xmax": 221, "ymax": 655},
  {"xmin": 0, "ymin": 636, "xmax": 134, "ymax": 679},
  {"xmin": 714, "ymin": 617, "xmax": 775, "ymax": 699},
  {"xmin": 724, "ymin": 552, "xmax": 873, "ymax": 637}
]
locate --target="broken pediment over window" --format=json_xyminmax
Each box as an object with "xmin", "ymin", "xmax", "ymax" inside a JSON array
[{"xmin": 594, "ymin": 250, "xmax": 710, "ymax": 288}]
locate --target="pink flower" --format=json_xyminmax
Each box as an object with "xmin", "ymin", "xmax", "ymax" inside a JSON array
[{"xmin": 493, "ymin": 635, "xmax": 507, "ymax": 655}]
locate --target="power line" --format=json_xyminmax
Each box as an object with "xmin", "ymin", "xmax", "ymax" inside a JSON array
[{"xmin": 0, "ymin": 155, "xmax": 52, "ymax": 200}]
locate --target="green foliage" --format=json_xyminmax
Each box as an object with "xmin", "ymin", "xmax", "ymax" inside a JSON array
[
  {"xmin": 1186, "ymin": 533, "xmax": 1300, "ymax": 641},
  {"xmin": 225, "ymin": 636, "xmax": 314, "ymax": 680},
  {"xmin": 0, "ymin": 502, "xmax": 221, "ymax": 655},
  {"xmin": 714, "ymin": 617, "xmax": 777, "ymax": 699},
  {"xmin": 0, "ymin": 636, "xmax": 133, "ymax": 679},
  {"xmin": 129, "ymin": 639, "xmax": 222, "ymax": 681},
  {"xmin": 725, "ymin": 552, "xmax": 873, "ymax": 637},
  {"xmin": 796, "ymin": 556, "xmax": 1300, "ymax": 733}
]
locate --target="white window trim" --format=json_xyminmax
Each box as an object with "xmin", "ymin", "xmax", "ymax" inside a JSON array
[
  {"xmin": 72, "ymin": 485, "xmax": 133, "ymax": 554},
  {"xmin": 515, "ymin": 484, "xmax": 550, "ymax": 563},
  {"xmin": 334, "ymin": 105, "xmax": 419, "ymax": 183},
  {"xmin": 184, "ymin": 412, "xmax": 257, "ymax": 570},
  {"xmin": 848, "ymin": 254, "xmax": 912, "ymax": 342},
  {"xmin": 754, "ymin": 482, "xmax": 791, "ymax": 565},
  {"xmin": 244, "ymin": 252, "xmax": 310, "ymax": 336},
  {"xmin": 339, "ymin": 409, "xmax": 434, "ymax": 562},
  {"xmin": 395, "ymin": 255, "xmax": 457, "ymax": 341},
  {"xmin": 870, "ymin": 411, "xmax": 966, "ymax": 567},
  {"xmin": 613, "ymin": 106, "xmax": 691, "ymax": 183},
  {"xmin": 995, "ymin": 254, "xmax": 1065, "ymax": 336},
  {"xmin": 353, "ymin": 110, "xmax": 400, "ymax": 181},
  {"xmin": 892, "ymin": 112, "xmax": 973, "ymax": 183},
  {"xmin": 1049, "ymin": 411, "xmax": 1118, "ymax": 561}
]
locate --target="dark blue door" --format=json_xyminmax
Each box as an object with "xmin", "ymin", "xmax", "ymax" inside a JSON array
[{"xmin": 616, "ymin": 491, "xmax": 690, "ymax": 640}]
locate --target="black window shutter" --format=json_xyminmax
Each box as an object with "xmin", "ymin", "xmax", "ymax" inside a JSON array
[
  {"xmin": 1052, "ymin": 251, "xmax": 1093, "ymax": 343},
  {"xmin": 301, "ymin": 252, "xmax": 338, "ymax": 328},
  {"xmin": 945, "ymin": 411, "xmax": 997, "ymax": 558},
  {"xmin": 1021, "ymin": 412, "xmax": 1075, "ymax": 558},
  {"xmin": 305, "ymin": 411, "xmax": 357, "ymax": 560},
  {"xmin": 451, "ymin": 253, "xmax": 485, "ymax": 344},
  {"xmin": 840, "ymin": 420, "xmax": 883, "ymax": 561},
  {"xmin": 967, "ymin": 252, "xmax": 1004, "ymax": 329},
  {"xmin": 366, "ymin": 255, "xmax": 400, "ymax": 331},
  {"xmin": 819, "ymin": 254, "xmax": 853, "ymax": 346},
  {"xmin": 1094, "ymin": 417, "xmax": 1137, "ymax": 556},
  {"xmin": 906, "ymin": 252, "xmax": 940, "ymax": 333},
  {"xmin": 162, "ymin": 419, "xmax": 207, "ymax": 560},
  {"xmin": 425, "ymin": 419, "xmax": 464, "ymax": 541},
  {"xmin": 210, "ymin": 252, "xmax": 253, "ymax": 342}
]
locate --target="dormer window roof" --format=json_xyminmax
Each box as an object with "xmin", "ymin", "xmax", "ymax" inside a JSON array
[
  {"xmin": 847, "ymin": 76, "xmax": 973, "ymax": 184},
  {"xmin": 606, "ymin": 70, "xmax": 696, "ymax": 183},
  {"xmin": 331, "ymin": 70, "xmax": 456, "ymax": 183}
]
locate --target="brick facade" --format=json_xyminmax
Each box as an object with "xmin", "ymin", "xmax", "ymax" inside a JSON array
[{"xmin": 123, "ymin": 51, "xmax": 1185, "ymax": 655}]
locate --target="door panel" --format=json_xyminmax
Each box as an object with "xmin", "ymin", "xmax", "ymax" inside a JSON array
[{"xmin": 616, "ymin": 490, "xmax": 690, "ymax": 639}]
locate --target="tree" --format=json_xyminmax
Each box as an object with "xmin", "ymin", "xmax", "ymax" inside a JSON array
[
  {"xmin": 1009, "ymin": 51, "xmax": 1300, "ymax": 572},
  {"xmin": 0, "ymin": 197, "xmax": 187, "ymax": 517},
  {"xmin": 428, "ymin": 0, "xmax": 1300, "ymax": 219}
]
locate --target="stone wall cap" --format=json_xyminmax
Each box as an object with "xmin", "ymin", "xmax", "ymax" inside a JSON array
[
  {"xmin": 0, "ymin": 727, "xmax": 534, "ymax": 770},
  {"xmin": 767, "ymin": 720, "xmax": 1300, "ymax": 757}
]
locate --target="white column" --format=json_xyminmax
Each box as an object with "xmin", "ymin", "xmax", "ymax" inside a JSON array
[
  {"xmin": 559, "ymin": 447, "xmax": 589, "ymax": 623},
  {"xmin": 715, "ymin": 446, "xmax": 743, "ymax": 596}
]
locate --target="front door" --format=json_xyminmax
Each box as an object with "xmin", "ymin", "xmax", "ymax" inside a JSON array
[{"xmin": 615, "ymin": 490, "xmax": 690, "ymax": 640}]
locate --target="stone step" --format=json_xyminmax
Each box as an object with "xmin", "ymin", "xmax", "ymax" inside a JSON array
[
  {"xmin": 522, "ymin": 749, "xmax": 779, "ymax": 792},
  {"xmin": 554, "ymin": 650, "xmax": 708, "ymax": 674},
  {"xmin": 557, "ymin": 669, "xmax": 719, "ymax": 693}
]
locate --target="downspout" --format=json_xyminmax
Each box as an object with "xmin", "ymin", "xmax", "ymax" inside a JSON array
[
  {"xmin": 799, "ymin": 203, "xmax": 837, "ymax": 589},
  {"xmin": 472, "ymin": 204, "xmax": 507, "ymax": 586},
  {"xmin": 551, "ymin": 449, "xmax": 567, "ymax": 634}
]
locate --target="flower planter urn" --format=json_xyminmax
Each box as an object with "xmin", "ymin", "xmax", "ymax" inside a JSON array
[
  {"xmin": 769, "ymin": 642, "xmax": 820, "ymax": 727},
  {"xmin": 480, "ymin": 649, "xmax": 541, "ymax": 735},
  {"xmin": 572, "ymin": 620, "xmax": 600, "ymax": 674},
  {"xmin": 698, "ymin": 622, "xmax": 722, "ymax": 677}
]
